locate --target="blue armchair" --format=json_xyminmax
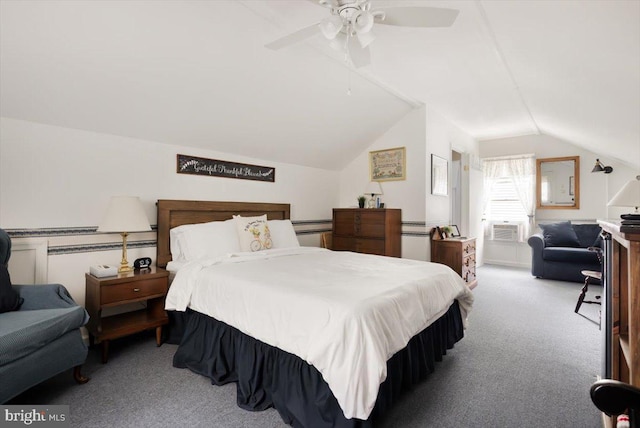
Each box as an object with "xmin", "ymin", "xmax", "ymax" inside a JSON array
[{"xmin": 0, "ymin": 229, "xmax": 89, "ymax": 403}]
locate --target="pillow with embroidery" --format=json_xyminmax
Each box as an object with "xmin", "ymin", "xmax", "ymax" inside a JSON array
[{"xmin": 234, "ymin": 215, "xmax": 273, "ymax": 252}]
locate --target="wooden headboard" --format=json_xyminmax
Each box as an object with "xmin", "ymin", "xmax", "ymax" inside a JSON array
[{"xmin": 156, "ymin": 200, "xmax": 291, "ymax": 268}]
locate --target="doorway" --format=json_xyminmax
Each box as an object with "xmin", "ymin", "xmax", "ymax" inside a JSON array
[{"xmin": 451, "ymin": 150, "xmax": 462, "ymax": 229}]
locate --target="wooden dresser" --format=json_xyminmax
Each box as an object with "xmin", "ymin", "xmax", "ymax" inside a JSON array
[
  {"xmin": 332, "ymin": 208, "xmax": 401, "ymax": 257},
  {"xmin": 598, "ymin": 220, "xmax": 640, "ymax": 427},
  {"xmin": 431, "ymin": 237, "xmax": 478, "ymax": 289}
]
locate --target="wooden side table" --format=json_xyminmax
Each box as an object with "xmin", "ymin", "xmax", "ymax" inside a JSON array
[
  {"xmin": 431, "ymin": 236, "xmax": 478, "ymax": 290},
  {"xmin": 85, "ymin": 267, "xmax": 169, "ymax": 363}
]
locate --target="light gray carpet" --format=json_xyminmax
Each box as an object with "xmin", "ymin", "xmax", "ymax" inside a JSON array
[{"xmin": 10, "ymin": 265, "xmax": 603, "ymax": 427}]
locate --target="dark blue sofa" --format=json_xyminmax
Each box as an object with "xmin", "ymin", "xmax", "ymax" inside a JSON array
[{"xmin": 527, "ymin": 221, "xmax": 602, "ymax": 283}]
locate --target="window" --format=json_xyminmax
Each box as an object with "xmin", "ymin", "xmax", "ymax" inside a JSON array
[
  {"xmin": 484, "ymin": 177, "xmax": 528, "ymax": 222},
  {"xmin": 482, "ymin": 155, "xmax": 536, "ymax": 242}
]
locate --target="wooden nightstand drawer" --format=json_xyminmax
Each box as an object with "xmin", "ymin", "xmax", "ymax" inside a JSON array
[{"xmin": 101, "ymin": 278, "xmax": 167, "ymax": 305}]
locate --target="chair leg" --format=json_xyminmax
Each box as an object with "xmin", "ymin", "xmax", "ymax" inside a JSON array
[
  {"xmin": 73, "ymin": 365, "xmax": 90, "ymax": 384},
  {"xmin": 575, "ymin": 278, "xmax": 590, "ymax": 313}
]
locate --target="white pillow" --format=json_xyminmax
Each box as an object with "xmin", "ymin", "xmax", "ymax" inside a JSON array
[
  {"xmin": 169, "ymin": 227, "xmax": 187, "ymax": 261},
  {"xmin": 268, "ymin": 220, "xmax": 300, "ymax": 249},
  {"xmin": 234, "ymin": 215, "xmax": 272, "ymax": 252},
  {"xmin": 170, "ymin": 219, "xmax": 241, "ymax": 261}
]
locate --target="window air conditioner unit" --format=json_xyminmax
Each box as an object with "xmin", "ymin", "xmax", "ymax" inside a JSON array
[{"xmin": 492, "ymin": 223, "xmax": 519, "ymax": 242}]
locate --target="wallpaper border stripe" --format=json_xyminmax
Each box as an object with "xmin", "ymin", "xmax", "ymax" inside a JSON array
[{"xmin": 5, "ymin": 220, "xmax": 433, "ymax": 255}]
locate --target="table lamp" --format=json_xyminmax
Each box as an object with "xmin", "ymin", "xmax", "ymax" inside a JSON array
[
  {"xmin": 607, "ymin": 175, "xmax": 640, "ymax": 221},
  {"xmin": 98, "ymin": 196, "xmax": 151, "ymax": 273},
  {"xmin": 364, "ymin": 181, "xmax": 383, "ymax": 208}
]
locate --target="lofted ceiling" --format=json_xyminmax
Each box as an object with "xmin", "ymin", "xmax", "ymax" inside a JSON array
[{"xmin": 1, "ymin": 0, "xmax": 638, "ymax": 170}]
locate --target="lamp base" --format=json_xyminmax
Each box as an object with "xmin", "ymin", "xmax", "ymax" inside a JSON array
[
  {"xmin": 368, "ymin": 194, "xmax": 376, "ymax": 208},
  {"xmin": 118, "ymin": 264, "xmax": 133, "ymax": 274}
]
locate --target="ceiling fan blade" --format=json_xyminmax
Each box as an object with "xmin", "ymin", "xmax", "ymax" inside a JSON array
[
  {"xmin": 348, "ymin": 37, "xmax": 371, "ymax": 68},
  {"xmin": 265, "ymin": 23, "xmax": 320, "ymax": 50},
  {"xmin": 375, "ymin": 7, "xmax": 459, "ymax": 28}
]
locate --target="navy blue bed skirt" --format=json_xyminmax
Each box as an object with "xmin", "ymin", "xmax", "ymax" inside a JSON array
[{"xmin": 171, "ymin": 300, "xmax": 463, "ymax": 427}]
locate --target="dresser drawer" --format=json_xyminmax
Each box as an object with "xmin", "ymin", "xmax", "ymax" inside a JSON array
[
  {"xmin": 101, "ymin": 278, "xmax": 167, "ymax": 305},
  {"xmin": 332, "ymin": 236, "xmax": 354, "ymax": 251},
  {"xmin": 463, "ymin": 253, "xmax": 476, "ymax": 269},
  {"xmin": 334, "ymin": 211, "xmax": 356, "ymax": 237},
  {"xmin": 354, "ymin": 238, "xmax": 385, "ymax": 255},
  {"xmin": 463, "ymin": 241, "xmax": 476, "ymax": 256},
  {"xmin": 463, "ymin": 265, "xmax": 476, "ymax": 284},
  {"xmin": 357, "ymin": 211, "xmax": 386, "ymax": 238}
]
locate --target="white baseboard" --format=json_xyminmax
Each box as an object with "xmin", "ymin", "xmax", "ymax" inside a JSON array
[{"xmin": 483, "ymin": 260, "xmax": 530, "ymax": 269}]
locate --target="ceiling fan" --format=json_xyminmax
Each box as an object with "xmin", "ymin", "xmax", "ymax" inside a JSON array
[{"xmin": 265, "ymin": 0, "xmax": 459, "ymax": 68}]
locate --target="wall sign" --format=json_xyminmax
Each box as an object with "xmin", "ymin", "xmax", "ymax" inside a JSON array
[{"xmin": 177, "ymin": 154, "xmax": 275, "ymax": 182}]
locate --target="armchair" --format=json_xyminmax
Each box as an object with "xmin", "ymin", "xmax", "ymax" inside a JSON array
[{"xmin": 0, "ymin": 229, "xmax": 89, "ymax": 403}]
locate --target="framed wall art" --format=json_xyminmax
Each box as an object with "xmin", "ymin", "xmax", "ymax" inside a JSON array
[
  {"xmin": 369, "ymin": 147, "xmax": 406, "ymax": 182},
  {"xmin": 431, "ymin": 154, "xmax": 448, "ymax": 196}
]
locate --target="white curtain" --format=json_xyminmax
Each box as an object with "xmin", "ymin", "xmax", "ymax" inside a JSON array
[
  {"xmin": 509, "ymin": 156, "xmax": 536, "ymax": 240},
  {"xmin": 481, "ymin": 159, "xmax": 502, "ymax": 237},
  {"xmin": 482, "ymin": 155, "xmax": 536, "ymax": 242}
]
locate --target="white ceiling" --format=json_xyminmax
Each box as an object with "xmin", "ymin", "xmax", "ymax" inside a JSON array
[{"xmin": 1, "ymin": 0, "xmax": 639, "ymax": 170}]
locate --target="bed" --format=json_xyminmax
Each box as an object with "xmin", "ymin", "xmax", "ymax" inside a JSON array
[{"xmin": 157, "ymin": 200, "xmax": 473, "ymax": 427}]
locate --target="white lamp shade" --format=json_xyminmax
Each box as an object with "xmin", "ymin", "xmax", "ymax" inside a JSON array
[
  {"xmin": 364, "ymin": 181, "xmax": 383, "ymax": 195},
  {"xmin": 320, "ymin": 15, "xmax": 343, "ymax": 40},
  {"xmin": 607, "ymin": 176, "xmax": 640, "ymax": 208},
  {"xmin": 353, "ymin": 10, "xmax": 374, "ymax": 34},
  {"xmin": 356, "ymin": 29, "xmax": 375, "ymax": 48},
  {"xmin": 98, "ymin": 196, "xmax": 151, "ymax": 233}
]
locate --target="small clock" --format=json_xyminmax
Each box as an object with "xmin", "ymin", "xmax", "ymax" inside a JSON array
[{"xmin": 133, "ymin": 257, "xmax": 152, "ymax": 270}]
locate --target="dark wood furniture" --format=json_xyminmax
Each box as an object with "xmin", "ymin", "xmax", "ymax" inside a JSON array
[
  {"xmin": 431, "ymin": 236, "xmax": 478, "ymax": 289},
  {"xmin": 85, "ymin": 267, "xmax": 169, "ymax": 363},
  {"xmin": 156, "ymin": 199, "xmax": 290, "ymax": 268},
  {"xmin": 331, "ymin": 208, "xmax": 401, "ymax": 257},
  {"xmin": 599, "ymin": 220, "xmax": 640, "ymax": 427}
]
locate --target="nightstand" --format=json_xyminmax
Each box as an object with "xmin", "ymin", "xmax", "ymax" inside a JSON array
[
  {"xmin": 431, "ymin": 237, "xmax": 478, "ymax": 290},
  {"xmin": 85, "ymin": 267, "xmax": 169, "ymax": 363}
]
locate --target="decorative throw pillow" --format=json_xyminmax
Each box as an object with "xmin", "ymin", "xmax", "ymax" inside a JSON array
[
  {"xmin": 0, "ymin": 265, "xmax": 23, "ymax": 313},
  {"xmin": 539, "ymin": 221, "xmax": 581, "ymax": 247},
  {"xmin": 234, "ymin": 215, "xmax": 273, "ymax": 252}
]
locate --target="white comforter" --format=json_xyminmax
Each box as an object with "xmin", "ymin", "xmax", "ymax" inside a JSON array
[{"xmin": 165, "ymin": 247, "xmax": 473, "ymax": 420}]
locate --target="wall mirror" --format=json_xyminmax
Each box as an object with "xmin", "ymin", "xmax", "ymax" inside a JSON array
[{"xmin": 536, "ymin": 156, "xmax": 580, "ymax": 209}]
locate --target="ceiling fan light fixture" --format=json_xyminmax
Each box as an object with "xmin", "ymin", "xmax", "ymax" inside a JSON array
[
  {"xmin": 353, "ymin": 10, "xmax": 374, "ymax": 34},
  {"xmin": 329, "ymin": 32, "xmax": 348, "ymax": 53},
  {"xmin": 320, "ymin": 15, "xmax": 344, "ymax": 40},
  {"xmin": 356, "ymin": 29, "xmax": 375, "ymax": 48}
]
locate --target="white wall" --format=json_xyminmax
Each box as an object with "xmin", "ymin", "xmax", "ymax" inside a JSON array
[
  {"xmin": 338, "ymin": 106, "xmax": 479, "ymax": 261},
  {"xmin": 339, "ymin": 107, "xmax": 427, "ymax": 260},
  {"xmin": 479, "ymin": 133, "xmax": 639, "ymax": 267},
  {"xmin": 425, "ymin": 106, "xmax": 480, "ymax": 246},
  {"xmin": 0, "ymin": 117, "xmax": 339, "ymax": 304}
]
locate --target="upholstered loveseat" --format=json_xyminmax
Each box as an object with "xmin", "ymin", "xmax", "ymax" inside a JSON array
[
  {"xmin": 527, "ymin": 221, "xmax": 602, "ymax": 283},
  {"xmin": 0, "ymin": 229, "xmax": 89, "ymax": 403}
]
